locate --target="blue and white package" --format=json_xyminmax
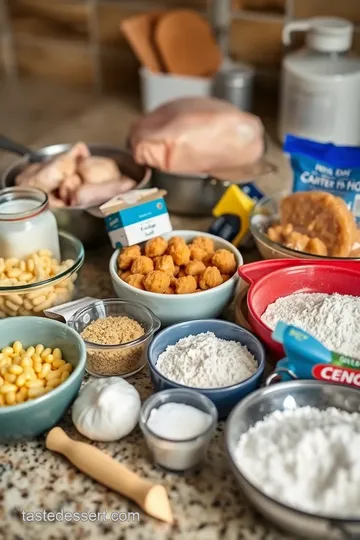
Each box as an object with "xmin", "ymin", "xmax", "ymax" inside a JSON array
[{"xmin": 284, "ymin": 134, "xmax": 360, "ymax": 224}]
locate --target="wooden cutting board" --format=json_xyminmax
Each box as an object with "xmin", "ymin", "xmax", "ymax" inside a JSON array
[
  {"xmin": 120, "ymin": 11, "xmax": 165, "ymax": 73},
  {"xmin": 154, "ymin": 9, "xmax": 222, "ymax": 77}
]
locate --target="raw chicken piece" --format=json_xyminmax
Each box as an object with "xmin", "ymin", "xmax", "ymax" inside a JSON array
[
  {"xmin": 15, "ymin": 142, "xmax": 90, "ymax": 194},
  {"xmin": 70, "ymin": 177, "xmax": 136, "ymax": 208},
  {"xmin": 77, "ymin": 156, "xmax": 121, "ymax": 184},
  {"xmin": 59, "ymin": 173, "xmax": 82, "ymax": 206},
  {"xmin": 48, "ymin": 194, "xmax": 66, "ymax": 208}
]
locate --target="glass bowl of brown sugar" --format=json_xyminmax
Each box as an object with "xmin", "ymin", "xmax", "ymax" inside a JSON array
[{"xmin": 69, "ymin": 299, "xmax": 161, "ymax": 377}]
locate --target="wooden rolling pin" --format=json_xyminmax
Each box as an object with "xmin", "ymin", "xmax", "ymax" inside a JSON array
[{"xmin": 46, "ymin": 427, "xmax": 173, "ymax": 524}]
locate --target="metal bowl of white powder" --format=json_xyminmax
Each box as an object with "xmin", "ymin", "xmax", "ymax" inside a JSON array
[{"xmin": 225, "ymin": 380, "xmax": 360, "ymax": 540}]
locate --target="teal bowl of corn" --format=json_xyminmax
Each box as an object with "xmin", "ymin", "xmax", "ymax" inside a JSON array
[{"xmin": 0, "ymin": 317, "xmax": 86, "ymax": 443}]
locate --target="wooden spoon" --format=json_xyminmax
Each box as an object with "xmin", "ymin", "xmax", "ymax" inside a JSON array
[
  {"xmin": 46, "ymin": 427, "xmax": 173, "ymax": 524},
  {"xmin": 120, "ymin": 11, "xmax": 165, "ymax": 73},
  {"xmin": 154, "ymin": 10, "xmax": 222, "ymax": 77}
]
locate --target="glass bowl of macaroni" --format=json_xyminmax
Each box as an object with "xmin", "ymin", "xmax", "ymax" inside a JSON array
[{"xmin": 0, "ymin": 231, "xmax": 84, "ymax": 317}]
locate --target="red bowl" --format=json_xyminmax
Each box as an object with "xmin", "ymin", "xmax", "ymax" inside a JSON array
[{"xmin": 238, "ymin": 259, "xmax": 360, "ymax": 358}]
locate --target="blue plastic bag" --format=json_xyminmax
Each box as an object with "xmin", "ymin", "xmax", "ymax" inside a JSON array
[{"xmin": 284, "ymin": 134, "xmax": 360, "ymax": 224}]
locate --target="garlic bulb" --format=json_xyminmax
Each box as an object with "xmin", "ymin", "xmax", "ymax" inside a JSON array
[{"xmin": 72, "ymin": 377, "xmax": 141, "ymax": 442}]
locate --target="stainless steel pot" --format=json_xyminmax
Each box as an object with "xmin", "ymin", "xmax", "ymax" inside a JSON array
[
  {"xmin": 1, "ymin": 144, "xmax": 150, "ymax": 247},
  {"xmin": 225, "ymin": 380, "xmax": 360, "ymax": 540},
  {"xmin": 151, "ymin": 153, "xmax": 276, "ymax": 216}
]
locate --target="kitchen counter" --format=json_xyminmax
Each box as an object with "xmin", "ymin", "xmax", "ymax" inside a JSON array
[{"xmin": 0, "ymin": 81, "xmax": 294, "ymax": 540}]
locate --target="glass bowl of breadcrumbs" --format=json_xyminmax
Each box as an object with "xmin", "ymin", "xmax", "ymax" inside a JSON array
[{"xmin": 69, "ymin": 299, "xmax": 161, "ymax": 377}]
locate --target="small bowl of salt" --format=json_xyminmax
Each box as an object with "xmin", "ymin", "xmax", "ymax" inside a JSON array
[{"xmin": 139, "ymin": 389, "xmax": 217, "ymax": 473}]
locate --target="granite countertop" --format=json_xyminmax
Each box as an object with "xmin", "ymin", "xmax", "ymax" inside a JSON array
[{"xmin": 0, "ymin": 82, "xmax": 294, "ymax": 540}]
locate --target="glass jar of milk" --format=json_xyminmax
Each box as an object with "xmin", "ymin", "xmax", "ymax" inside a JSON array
[{"xmin": 0, "ymin": 187, "xmax": 60, "ymax": 260}]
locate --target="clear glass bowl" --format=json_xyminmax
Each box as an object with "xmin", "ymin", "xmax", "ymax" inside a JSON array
[
  {"xmin": 139, "ymin": 388, "xmax": 218, "ymax": 473},
  {"xmin": 250, "ymin": 196, "xmax": 360, "ymax": 261},
  {"xmin": 69, "ymin": 299, "xmax": 161, "ymax": 377},
  {"xmin": 0, "ymin": 231, "xmax": 84, "ymax": 317}
]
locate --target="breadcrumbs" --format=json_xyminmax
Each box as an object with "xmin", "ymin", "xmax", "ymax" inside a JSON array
[{"xmin": 81, "ymin": 316, "xmax": 146, "ymax": 376}]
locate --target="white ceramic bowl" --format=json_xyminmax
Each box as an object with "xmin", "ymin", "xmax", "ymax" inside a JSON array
[{"xmin": 109, "ymin": 231, "xmax": 243, "ymax": 326}]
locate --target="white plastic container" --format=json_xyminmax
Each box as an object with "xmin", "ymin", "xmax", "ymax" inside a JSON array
[
  {"xmin": 279, "ymin": 17, "xmax": 360, "ymax": 146},
  {"xmin": 0, "ymin": 187, "xmax": 60, "ymax": 260},
  {"xmin": 140, "ymin": 67, "xmax": 212, "ymax": 112}
]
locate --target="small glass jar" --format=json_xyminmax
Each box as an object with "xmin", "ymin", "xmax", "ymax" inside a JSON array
[
  {"xmin": 0, "ymin": 187, "xmax": 60, "ymax": 260},
  {"xmin": 139, "ymin": 389, "xmax": 218, "ymax": 473},
  {"xmin": 69, "ymin": 299, "xmax": 161, "ymax": 377}
]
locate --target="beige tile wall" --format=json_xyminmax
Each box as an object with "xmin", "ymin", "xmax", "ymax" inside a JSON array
[{"xmin": 0, "ymin": 0, "xmax": 359, "ymax": 91}]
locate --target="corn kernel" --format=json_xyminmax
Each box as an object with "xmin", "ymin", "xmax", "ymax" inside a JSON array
[
  {"xmin": 33, "ymin": 362, "xmax": 42, "ymax": 374},
  {"xmin": 28, "ymin": 387, "xmax": 47, "ymax": 399},
  {"xmin": 26, "ymin": 346, "xmax": 35, "ymax": 357},
  {"xmin": 2, "ymin": 346, "xmax": 13, "ymax": 355},
  {"xmin": 26, "ymin": 379, "xmax": 44, "ymax": 389},
  {"xmin": 43, "ymin": 354, "xmax": 54, "ymax": 364},
  {"xmin": 12, "ymin": 355, "xmax": 22, "ymax": 365},
  {"xmin": 21, "ymin": 357, "xmax": 32, "ymax": 368},
  {"xmin": 31, "ymin": 353, "xmax": 42, "ymax": 364},
  {"xmin": 0, "ymin": 366, "xmax": 8, "ymax": 376},
  {"xmin": 0, "ymin": 383, "xmax": 17, "ymax": 394},
  {"xmin": 0, "ymin": 376, "xmax": 3, "ymax": 386},
  {"xmin": 40, "ymin": 348, "xmax": 52, "ymax": 359},
  {"xmin": 5, "ymin": 391, "xmax": 16, "ymax": 405},
  {"xmin": 52, "ymin": 358, "xmax": 65, "ymax": 369},
  {"xmin": 13, "ymin": 341, "xmax": 22, "ymax": 354},
  {"xmin": 61, "ymin": 371, "xmax": 70, "ymax": 383},
  {"xmin": 46, "ymin": 368, "xmax": 62, "ymax": 381},
  {"xmin": 4, "ymin": 373, "xmax": 16, "ymax": 384},
  {"xmin": 8, "ymin": 364, "xmax": 23, "ymax": 375},
  {"xmin": 0, "ymin": 394, "xmax": 5, "ymax": 406},
  {"xmin": 16, "ymin": 374, "xmax": 27, "ymax": 387},
  {"xmin": 38, "ymin": 364, "xmax": 51, "ymax": 379},
  {"xmin": 53, "ymin": 348, "xmax": 62, "ymax": 359},
  {"xmin": 59, "ymin": 363, "xmax": 72, "ymax": 374},
  {"xmin": 35, "ymin": 344, "xmax": 44, "ymax": 355},
  {"xmin": 46, "ymin": 378, "xmax": 61, "ymax": 389}
]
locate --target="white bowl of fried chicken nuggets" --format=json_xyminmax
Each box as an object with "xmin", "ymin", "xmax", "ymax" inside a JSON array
[{"xmin": 109, "ymin": 231, "xmax": 243, "ymax": 326}]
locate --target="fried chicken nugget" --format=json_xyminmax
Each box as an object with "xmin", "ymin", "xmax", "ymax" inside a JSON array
[
  {"xmin": 117, "ymin": 245, "xmax": 141, "ymax": 270},
  {"xmin": 178, "ymin": 269, "xmax": 186, "ymax": 278},
  {"xmin": 168, "ymin": 242, "xmax": 190, "ymax": 266},
  {"xmin": 125, "ymin": 273, "xmax": 145, "ymax": 290},
  {"xmin": 212, "ymin": 249, "xmax": 236, "ymax": 275},
  {"xmin": 199, "ymin": 267, "xmax": 223, "ymax": 290},
  {"xmin": 221, "ymin": 274, "xmax": 231, "ymax": 282},
  {"xmin": 145, "ymin": 237, "xmax": 168, "ymax": 258},
  {"xmin": 189, "ymin": 244, "xmax": 207, "ymax": 261},
  {"xmin": 165, "ymin": 287, "xmax": 175, "ymax": 294},
  {"xmin": 185, "ymin": 260, "xmax": 206, "ymax": 277},
  {"xmin": 173, "ymin": 265, "xmax": 180, "ymax": 276},
  {"xmin": 203, "ymin": 252, "xmax": 215, "ymax": 266},
  {"xmin": 174, "ymin": 275, "xmax": 197, "ymax": 294},
  {"xmin": 120, "ymin": 270, "xmax": 131, "ymax": 281},
  {"xmin": 168, "ymin": 236, "xmax": 186, "ymax": 249},
  {"xmin": 192, "ymin": 236, "xmax": 214, "ymax": 253},
  {"xmin": 131, "ymin": 256, "xmax": 154, "ymax": 275},
  {"xmin": 154, "ymin": 255, "xmax": 175, "ymax": 275},
  {"xmin": 143, "ymin": 270, "xmax": 170, "ymax": 293}
]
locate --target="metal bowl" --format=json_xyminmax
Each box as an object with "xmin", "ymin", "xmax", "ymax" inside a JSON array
[
  {"xmin": 250, "ymin": 196, "xmax": 360, "ymax": 261},
  {"xmin": 1, "ymin": 144, "xmax": 150, "ymax": 247},
  {"xmin": 225, "ymin": 380, "xmax": 360, "ymax": 540}
]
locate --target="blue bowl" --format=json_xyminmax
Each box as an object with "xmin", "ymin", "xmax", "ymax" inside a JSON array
[
  {"xmin": 0, "ymin": 317, "xmax": 86, "ymax": 443},
  {"xmin": 148, "ymin": 319, "xmax": 265, "ymax": 419}
]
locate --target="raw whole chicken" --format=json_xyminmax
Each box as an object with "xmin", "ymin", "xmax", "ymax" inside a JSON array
[
  {"xmin": 15, "ymin": 142, "xmax": 136, "ymax": 208},
  {"xmin": 129, "ymin": 97, "xmax": 265, "ymax": 174}
]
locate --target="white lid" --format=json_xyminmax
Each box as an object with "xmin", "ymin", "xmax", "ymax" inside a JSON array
[{"xmin": 306, "ymin": 17, "xmax": 354, "ymax": 52}]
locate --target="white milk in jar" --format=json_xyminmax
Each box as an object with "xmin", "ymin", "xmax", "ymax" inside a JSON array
[{"xmin": 0, "ymin": 187, "xmax": 60, "ymax": 260}]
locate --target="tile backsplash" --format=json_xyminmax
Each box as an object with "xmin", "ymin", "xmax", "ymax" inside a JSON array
[{"xmin": 0, "ymin": 0, "xmax": 360, "ymax": 94}]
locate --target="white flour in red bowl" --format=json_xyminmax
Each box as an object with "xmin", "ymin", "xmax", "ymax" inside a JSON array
[{"xmin": 261, "ymin": 292, "xmax": 360, "ymax": 359}]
